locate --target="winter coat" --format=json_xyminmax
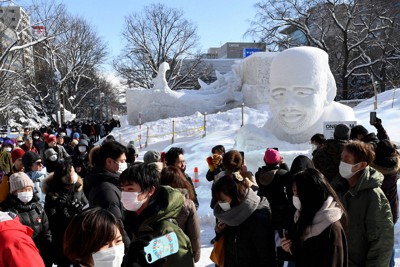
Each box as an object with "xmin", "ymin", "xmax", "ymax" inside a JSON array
[
  {"xmin": 184, "ymin": 173, "xmax": 199, "ymax": 209},
  {"xmin": 20, "ymin": 143, "xmax": 39, "ymax": 154},
  {"xmin": 295, "ymin": 221, "xmax": 348, "ymax": 267},
  {"xmin": 175, "ymin": 188, "xmax": 201, "ymax": 262},
  {"xmin": 313, "ymin": 139, "xmax": 348, "ymax": 183},
  {"xmin": 130, "ymin": 186, "xmax": 194, "ymax": 267},
  {"xmin": 87, "ymin": 166, "xmax": 130, "ymax": 246},
  {"xmin": 0, "ymin": 215, "xmax": 45, "ymax": 267},
  {"xmin": 32, "ymin": 130, "xmax": 45, "ymax": 153},
  {"xmin": 214, "ymin": 189, "xmax": 276, "ymax": 267},
  {"xmin": 41, "ymin": 144, "xmax": 70, "ymax": 167},
  {"xmin": 255, "ymin": 164, "xmax": 290, "ymax": 229},
  {"xmin": 0, "ymin": 150, "xmax": 12, "ymax": 175},
  {"xmin": 371, "ymin": 157, "xmax": 399, "ymax": 224},
  {"xmin": 42, "ymin": 173, "xmax": 87, "ymax": 265},
  {"xmin": 2, "ymin": 194, "xmax": 53, "ymax": 266},
  {"xmin": 336, "ymin": 166, "xmax": 393, "ymax": 267}
]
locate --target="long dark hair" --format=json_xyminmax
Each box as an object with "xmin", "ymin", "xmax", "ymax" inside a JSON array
[
  {"xmin": 161, "ymin": 166, "xmax": 195, "ymax": 201},
  {"xmin": 293, "ymin": 168, "xmax": 347, "ymax": 240}
]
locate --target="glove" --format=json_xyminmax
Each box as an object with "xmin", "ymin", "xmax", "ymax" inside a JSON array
[
  {"xmin": 206, "ymin": 156, "xmax": 215, "ymax": 172},
  {"xmin": 372, "ymin": 117, "xmax": 382, "ymax": 128},
  {"xmin": 212, "ymin": 154, "xmax": 222, "ymax": 169}
]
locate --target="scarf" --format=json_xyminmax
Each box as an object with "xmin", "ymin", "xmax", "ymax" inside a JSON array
[
  {"xmin": 295, "ymin": 196, "xmax": 343, "ymax": 241},
  {"xmin": 214, "ymin": 188, "xmax": 261, "ymax": 226}
]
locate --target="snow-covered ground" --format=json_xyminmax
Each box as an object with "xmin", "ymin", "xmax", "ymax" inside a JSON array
[{"xmin": 111, "ymin": 88, "xmax": 400, "ymax": 266}]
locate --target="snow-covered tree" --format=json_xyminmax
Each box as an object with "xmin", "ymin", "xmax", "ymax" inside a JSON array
[
  {"xmin": 247, "ymin": 0, "xmax": 400, "ymax": 99},
  {"xmin": 114, "ymin": 3, "xmax": 212, "ymax": 90}
]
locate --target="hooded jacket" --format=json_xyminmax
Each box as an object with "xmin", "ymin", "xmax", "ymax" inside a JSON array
[
  {"xmin": 42, "ymin": 173, "xmax": 87, "ymax": 265},
  {"xmin": 336, "ymin": 166, "xmax": 393, "ymax": 267},
  {"xmin": 0, "ymin": 213, "xmax": 45, "ymax": 267},
  {"xmin": 130, "ymin": 186, "xmax": 194, "ymax": 267},
  {"xmin": 87, "ymin": 165, "xmax": 130, "ymax": 247},
  {"xmin": 371, "ymin": 157, "xmax": 399, "ymax": 224},
  {"xmin": 313, "ymin": 139, "xmax": 348, "ymax": 182}
]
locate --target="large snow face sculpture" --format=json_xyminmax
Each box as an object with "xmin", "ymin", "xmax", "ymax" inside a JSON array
[{"xmin": 269, "ymin": 47, "xmax": 335, "ymax": 134}]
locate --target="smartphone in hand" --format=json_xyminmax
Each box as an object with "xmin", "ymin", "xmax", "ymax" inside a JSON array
[
  {"xmin": 370, "ymin": 111, "xmax": 377, "ymax": 125},
  {"xmin": 144, "ymin": 232, "xmax": 179, "ymax": 263}
]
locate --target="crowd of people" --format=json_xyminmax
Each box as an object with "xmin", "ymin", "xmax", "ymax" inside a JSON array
[{"xmin": 0, "ymin": 115, "xmax": 397, "ymax": 267}]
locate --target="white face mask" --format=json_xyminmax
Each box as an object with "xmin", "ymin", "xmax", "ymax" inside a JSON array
[
  {"xmin": 17, "ymin": 142, "xmax": 24, "ymax": 147},
  {"xmin": 92, "ymin": 243, "xmax": 124, "ymax": 267},
  {"xmin": 292, "ymin": 196, "xmax": 301, "ymax": 210},
  {"xmin": 339, "ymin": 161, "xmax": 360, "ymax": 179},
  {"xmin": 17, "ymin": 191, "xmax": 33, "ymax": 203},
  {"xmin": 33, "ymin": 136, "xmax": 39, "ymax": 140},
  {"xmin": 78, "ymin": 146, "xmax": 87, "ymax": 153},
  {"xmin": 48, "ymin": 155, "xmax": 58, "ymax": 162},
  {"xmin": 218, "ymin": 201, "xmax": 231, "ymax": 211},
  {"xmin": 4, "ymin": 147, "xmax": 12, "ymax": 152},
  {"xmin": 121, "ymin": 191, "xmax": 145, "ymax": 212},
  {"xmin": 1, "ymin": 134, "xmax": 6, "ymax": 138},
  {"xmin": 117, "ymin": 162, "xmax": 128, "ymax": 175}
]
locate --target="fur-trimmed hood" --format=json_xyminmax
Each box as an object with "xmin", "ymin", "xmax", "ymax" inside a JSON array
[
  {"xmin": 371, "ymin": 155, "xmax": 400, "ymax": 176},
  {"xmin": 42, "ymin": 172, "xmax": 84, "ymax": 194}
]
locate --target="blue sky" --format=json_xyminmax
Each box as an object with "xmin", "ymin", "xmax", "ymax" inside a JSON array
[{"xmin": 60, "ymin": 0, "xmax": 258, "ymax": 64}]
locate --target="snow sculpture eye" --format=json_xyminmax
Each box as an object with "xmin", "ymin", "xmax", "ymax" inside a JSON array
[{"xmin": 271, "ymin": 88, "xmax": 286, "ymax": 100}]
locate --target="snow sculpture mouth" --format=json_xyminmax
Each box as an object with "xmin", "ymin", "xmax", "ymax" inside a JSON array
[{"xmin": 280, "ymin": 110, "xmax": 305, "ymax": 124}]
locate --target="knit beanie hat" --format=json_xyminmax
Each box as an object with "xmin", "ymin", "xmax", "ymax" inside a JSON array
[
  {"xmin": 78, "ymin": 139, "xmax": 89, "ymax": 147},
  {"xmin": 43, "ymin": 133, "xmax": 56, "ymax": 144},
  {"xmin": 264, "ymin": 148, "xmax": 281, "ymax": 165},
  {"xmin": 11, "ymin": 148, "xmax": 25, "ymax": 163},
  {"xmin": 71, "ymin": 139, "xmax": 79, "ymax": 146},
  {"xmin": 2, "ymin": 139, "xmax": 14, "ymax": 148},
  {"xmin": 334, "ymin": 124, "xmax": 351, "ymax": 140},
  {"xmin": 22, "ymin": 151, "xmax": 41, "ymax": 170},
  {"xmin": 9, "ymin": 172, "xmax": 34, "ymax": 193},
  {"xmin": 144, "ymin": 150, "xmax": 161, "ymax": 164},
  {"xmin": 374, "ymin": 140, "xmax": 398, "ymax": 168},
  {"xmin": 73, "ymin": 132, "xmax": 80, "ymax": 139},
  {"xmin": 44, "ymin": 148, "xmax": 57, "ymax": 159}
]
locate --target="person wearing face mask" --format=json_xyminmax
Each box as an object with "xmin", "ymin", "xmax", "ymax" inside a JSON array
[
  {"xmin": 86, "ymin": 141, "xmax": 130, "ymax": 248},
  {"xmin": 15, "ymin": 136, "xmax": 24, "ymax": 148},
  {"xmin": 64, "ymin": 207, "xmax": 125, "ymax": 267},
  {"xmin": 333, "ymin": 141, "xmax": 393, "ymax": 267},
  {"xmin": 31, "ymin": 130, "xmax": 45, "ymax": 153},
  {"xmin": 2, "ymin": 172, "xmax": 53, "ymax": 266},
  {"xmin": 212, "ymin": 174, "xmax": 276, "ymax": 267},
  {"xmin": 0, "ymin": 148, "xmax": 25, "ymax": 204},
  {"xmin": 313, "ymin": 124, "xmax": 351, "ymax": 183},
  {"xmin": 42, "ymin": 158, "xmax": 87, "ymax": 267},
  {"xmin": 41, "ymin": 133, "xmax": 70, "ymax": 167},
  {"xmin": 310, "ymin": 133, "xmax": 326, "ymax": 156},
  {"xmin": 72, "ymin": 139, "xmax": 90, "ymax": 178},
  {"xmin": 280, "ymin": 168, "xmax": 348, "ymax": 267},
  {"xmin": 120, "ymin": 163, "xmax": 194, "ymax": 267}
]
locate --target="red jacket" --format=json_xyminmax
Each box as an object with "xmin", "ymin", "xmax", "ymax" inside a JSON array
[{"xmin": 0, "ymin": 215, "xmax": 45, "ymax": 267}]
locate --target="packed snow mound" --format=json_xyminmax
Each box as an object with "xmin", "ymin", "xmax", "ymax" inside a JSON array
[
  {"xmin": 126, "ymin": 52, "xmax": 277, "ymax": 125},
  {"xmin": 235, "ymin": 47, "xmax": 356, "ymax": 147}
]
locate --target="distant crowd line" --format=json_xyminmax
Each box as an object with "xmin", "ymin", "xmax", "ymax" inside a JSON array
[{"xmin": 0, "ymin": 116, "xmax": 397, "ymax": 267}]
